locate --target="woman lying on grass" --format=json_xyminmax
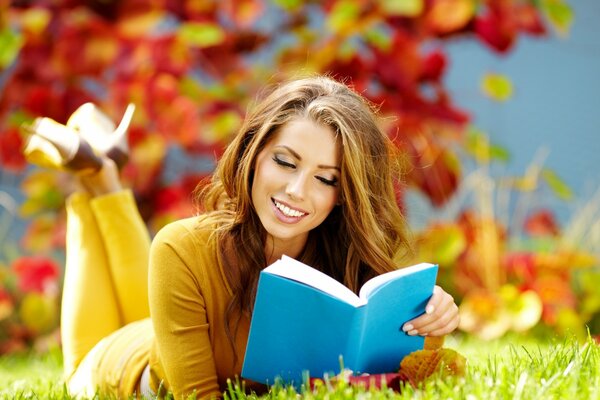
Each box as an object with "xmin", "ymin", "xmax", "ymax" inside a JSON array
[{"xmin": 22, "ymin": 76, "xmax": 459, "ymax": 399}]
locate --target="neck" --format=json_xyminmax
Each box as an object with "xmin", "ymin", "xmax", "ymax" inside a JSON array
[{"xmin": 264, "ymin": 235, "xmax": 307, "ymax": 265}]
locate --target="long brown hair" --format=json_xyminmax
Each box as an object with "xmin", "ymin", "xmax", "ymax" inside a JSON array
[{"xmin": 196, "ymin": 76, "xmax": 413, "ymax": 355}]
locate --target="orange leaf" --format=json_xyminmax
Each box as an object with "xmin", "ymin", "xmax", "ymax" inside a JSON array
[
  {"xmin": 423, "ymin": 335, "xmax": 445, "ymax": 350},
  {"xmin": 223, "ymin": 0, "xmax": 264, "ymax": 28},
  {"xmin": 21, "ymin": 215, "xmax": 59, "ymax": 253},
  {"xmin": 117, "ymin": 10, "xmax": 165, "ymax": 38},
  {"xmin": 458, "ymin": 290, "xmax": 511, "ymax": 340},
  {"xmin": 0, "ymin": 288, "xmax": 14, "ymax": 321},
  {"xmin": 524, "ymin": 209, "xmax": 560, "ymax": 237},
  {"xmin": 399, "ymin": 348, "xmax": 466, "ymax": 385},
  {"xmin": 427, "ymin": 0, "xmax": 475, "ymax": 34}
]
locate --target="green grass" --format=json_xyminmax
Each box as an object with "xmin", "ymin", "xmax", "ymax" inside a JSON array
[{"xmin": 1, "ymin": 334, "xmax": 599, "ymax": 399}]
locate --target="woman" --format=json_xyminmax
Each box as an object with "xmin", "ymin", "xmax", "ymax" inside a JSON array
[{"xmin": 23, "ymin": 76, "xmax": 459, "ymax": 399}]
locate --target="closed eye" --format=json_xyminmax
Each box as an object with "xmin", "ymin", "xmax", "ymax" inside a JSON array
[
  {"xmin": 273, "ymin": 155, "xmax": 296, "ymax": 169},
  {"xmin": 316, "ymin": 176, "xmax": 338, "ymax": 187}
]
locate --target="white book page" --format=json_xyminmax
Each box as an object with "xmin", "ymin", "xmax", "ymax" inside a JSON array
[
  {"xmin": 358, "ymin": 262, "xmax": 436, "ymax": 300},
  {"xmin": 264, "ymin": 255, "xmax": 364, "ymax": 307}
]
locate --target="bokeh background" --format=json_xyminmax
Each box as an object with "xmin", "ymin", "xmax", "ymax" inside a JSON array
[{"xmin": 1, "ymin": 0, "xmax": 599, "ymax": 354}]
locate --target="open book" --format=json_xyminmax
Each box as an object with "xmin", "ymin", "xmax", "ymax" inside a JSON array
[{"xmin": 242, "ymin": 256, "xmax": 438, "ymax": 385}]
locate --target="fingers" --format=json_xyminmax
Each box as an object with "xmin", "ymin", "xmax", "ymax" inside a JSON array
[
  {"xmin": 424, "ymin": 285, "xmax": 443, "ymax": 315},
  {"xmin": 427, "ymin": 312, "xmax": 460, "ymax": 336},
  {"xmin": 415, "ymin": 303, "xmax": 460, "ymax": 336},
  {"xmin": 401, "ymin": 285, "xmax": 459, "ymax": 337}
]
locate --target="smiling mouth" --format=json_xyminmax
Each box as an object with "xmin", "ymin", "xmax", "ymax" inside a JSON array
[{"xmin": 272, "ymin": 199, "xmax": 307, "ymax": 218}]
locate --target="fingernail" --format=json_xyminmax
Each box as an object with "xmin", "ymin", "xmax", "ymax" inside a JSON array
[
  {"xmin": 408, "ymin": 329, "xmax": 418, "ymax": 336},
  {"xmin": 402, "ymin": 324, "xmax": 413, "ymax": 332},
  {"xmin": 426, "ymin": 305, "xmax": 434, "ymax": 314},
  {"xmin": 420, "ymin": 333, "xmax": 428, "ymax": 337}
]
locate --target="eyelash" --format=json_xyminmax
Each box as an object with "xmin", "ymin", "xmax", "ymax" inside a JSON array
[
  {"xmin": 272, "ymin": 156, "xmax": 338, "ymax": 187},
  {"xmin": 273, "ymin": 155, "xmax": 295, "ymax": 169},
  {"xmin": 316, "ymin": 176, "xmax": 338, "ymax": 187}
]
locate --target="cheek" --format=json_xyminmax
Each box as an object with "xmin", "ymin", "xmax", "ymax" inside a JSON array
[
  {"xmin": 315, "ymin": 187, "xmax": 340, "ymax": 215},
  {"xmin": 252, "ymin": 155, "xmax": 275, "ymax": 191}
]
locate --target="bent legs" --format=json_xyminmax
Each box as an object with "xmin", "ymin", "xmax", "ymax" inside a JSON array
[
  {"xmin": 91, "ymin": 190, "xmax": 150, "ymax": 324},
  {"xmin": 62, "ymin": 193, "xmax": 120, "ymax": 378},
  {"xmin": 61, "ymin": 190, "xmax": 150, "ymax": 379}
]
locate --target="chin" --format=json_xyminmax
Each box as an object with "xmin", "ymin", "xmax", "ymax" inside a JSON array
[{"xmin": 264, "ymin": 224, "xmax": 308, "ymax": 243}]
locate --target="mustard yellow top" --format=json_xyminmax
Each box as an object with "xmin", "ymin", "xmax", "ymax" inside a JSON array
[{"xmin": 147, "ymin": 216, "xmax": 251, "ymax": 399}]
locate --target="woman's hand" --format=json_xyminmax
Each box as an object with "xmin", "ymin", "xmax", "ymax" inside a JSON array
[{"xmin": 401, "ymin": 285, "xmax": 459, "ymax": 337}]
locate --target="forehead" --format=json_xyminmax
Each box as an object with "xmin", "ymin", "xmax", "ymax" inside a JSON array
[{"xmin": 267, "ymin": 118, "xmax": 341, "ymax": 164}]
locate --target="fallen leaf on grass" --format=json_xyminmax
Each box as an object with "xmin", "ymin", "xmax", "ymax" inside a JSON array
[{"xmin": 399, "ymin": 348, "xmax": 467, "ymax": 385}]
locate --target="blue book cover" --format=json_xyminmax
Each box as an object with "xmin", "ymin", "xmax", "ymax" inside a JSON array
[{"xmin": 241, "ymin": 256, "xmax": 438, "ymax": 385}]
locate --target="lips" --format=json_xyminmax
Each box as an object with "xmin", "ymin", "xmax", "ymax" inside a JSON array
[{"xmin": 272, "ymin": 198, "xmax": 307, "ymax": 218}]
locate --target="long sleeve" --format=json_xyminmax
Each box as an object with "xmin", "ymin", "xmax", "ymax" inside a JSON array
[{"xmin": 148, "ymin": 217, "xmax": 249, "ymax": 399}]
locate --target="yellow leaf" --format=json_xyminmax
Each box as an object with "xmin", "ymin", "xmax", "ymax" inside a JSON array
[
  {"xmin": 481, "ymin": 73, "xmax": 513, "ymax": 102},
  {"xmin": 19, "ymin": 171, "xmax": 65, "ymax": 216},
  {"xmin": 466, "ymin": 128, "xmax": 510, "ymax": 164},
  {"xmin": 178, "ymin": 22, "xmax": 226, "ymax": 48},
  {"xmin": 379, "ymin": 0, "xmax": 424, "ymax": 17},
  {"xmin": 210, "ymin": 111, "xmax": 242, "ymax": 142},
  {"xmin": 327, "ymin": 0, "xmax": 361, "ymax": 34},
  {"xmin": 20, "ymin": 7, "xmax": 51, "ymax": 36},
  {"xmin": 84, "ymin": 36, "xmax": 119, "ymax": 66},
  {"xmin": 19, "ymin": 292, "xmax": 58, "ymax": 334},
  {"xmin": 499, "ymin": 286, "xmax": 543, "ymax": 332},
  {"xmin": 555, "ymin": 308, "xmax": 586, "ymax": 340},
  {"xmin": 130, "ymin": 134, "xmax": 167, "ymax": 171},
  {"xmin": 0, "ymin": 28, "xmax": 23, "ymax": 68},
  {"xmin": 541, "ymin": 168, "xmax": 573, "ymax": 200},
  {"xmin": 273, "ymin": 0, "xmax": 303, "ymax": 11},
  {"xmin": 541, "ymin": 0, "xmax": 574, "ymax": 36},
  {"xmin": 466, "ymin": 128, "xmax": 491, "ymax": 163},
  {"xmin": 418, "ymin": 224, "xmax": 466, "ymax": 267},
  {"xmin": 338, "ymin": 38, "xmax": 358, "ymax": 60},
  {"xmin": 118, "ymin": 10, "xmax": 164, "ymax": 38},
  {"xmin": 364, "ymin": 26, "xmax": 392, "ymax": 51},
  {"xmin": 569, "ymin": 251, "xmax": 600, "ymax": 268}
]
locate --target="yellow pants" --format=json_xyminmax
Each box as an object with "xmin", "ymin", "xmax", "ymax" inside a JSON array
[{"xmin": 61, "ymin": 190, "xmax": 151, "ymax": 397}]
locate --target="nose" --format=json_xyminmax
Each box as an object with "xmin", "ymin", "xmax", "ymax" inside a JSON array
[{"xmin": 285, "ymin": 172, "xmax": 308, "ymax": 201}]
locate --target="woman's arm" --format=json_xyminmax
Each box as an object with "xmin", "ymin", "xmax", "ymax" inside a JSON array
[{"xmin": 148, "ymin": 222, "xmax": 222, "ymax": 400}]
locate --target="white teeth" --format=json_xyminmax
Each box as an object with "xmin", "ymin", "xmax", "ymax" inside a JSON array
[{"xmin": 274, "ymin": 200, "xmax": 305, "ymax": 218}]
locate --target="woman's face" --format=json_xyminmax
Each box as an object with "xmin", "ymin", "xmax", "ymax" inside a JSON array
[{"xmin": 251, "ymin": 117, "xmax": 341, "ymax": 253}]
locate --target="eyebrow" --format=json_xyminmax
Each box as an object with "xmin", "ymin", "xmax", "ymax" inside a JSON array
[{"xmin": 276, "ymin": 145, "xmax": 341, "ymax": 171}]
